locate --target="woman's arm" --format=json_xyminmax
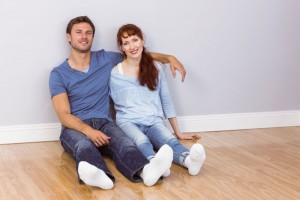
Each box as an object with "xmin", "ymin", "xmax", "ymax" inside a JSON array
[{"xmin": 168, "ymin": 117, "xmax": 201, "ymax": 140}]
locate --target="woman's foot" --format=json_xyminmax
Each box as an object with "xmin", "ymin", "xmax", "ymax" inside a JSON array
[
  {"xmin": 140, "ymin": 144, "xmax": 173, "ymax": 186},
  {"xmin": 184, "ymin": 143, "xmax": 206, "ymax": 175}
]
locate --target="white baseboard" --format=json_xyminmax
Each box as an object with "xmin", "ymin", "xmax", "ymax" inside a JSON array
[
  {"xmin": 1, "ymin": 110, "xmax": 299, "ymax": 144},
  {"xmin": 170, "ymin": 110, "xmax": 300, "ymax": 132},
  {"xmin": 0, "ymin": 123, "xmax": 61, "ymax": 145}
]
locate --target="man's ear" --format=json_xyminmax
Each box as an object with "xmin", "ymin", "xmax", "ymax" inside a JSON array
[{"xmin": 66, "ymin": 33, "xmax": 71, "ymax": 43}]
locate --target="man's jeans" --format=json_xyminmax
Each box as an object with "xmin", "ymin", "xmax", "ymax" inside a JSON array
[
  {"xmin": 118, "ymin": 122, "xmax": 189, "ymax": 165},
  {"xmin": 60, "ymin": 118, "xmax": 149, "ymax": 183}
]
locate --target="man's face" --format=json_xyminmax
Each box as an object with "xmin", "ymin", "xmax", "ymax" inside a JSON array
[{"xmin": 67, "ymin": 22, "xmax": 94, "ymax": 53}]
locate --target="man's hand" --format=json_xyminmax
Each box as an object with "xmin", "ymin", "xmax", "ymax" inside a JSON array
[
  {"xmin": 149, "ymin": 52, "xmax": 186, "ymax": 82},
  {"xmin": 86, "ymin": 129, "xmax": 110, "ymax": 147},
  {"xmin": 168, "ymin": 55, "xmax": 186, "ymax": 82}
]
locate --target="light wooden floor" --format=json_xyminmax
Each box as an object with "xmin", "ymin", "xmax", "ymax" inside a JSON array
[{"xmin": 0, "ymin": 127, "xmax": 300, "ymax": 200}]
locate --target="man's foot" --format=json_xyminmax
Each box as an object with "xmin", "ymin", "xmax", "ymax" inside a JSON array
[{"xmin": 78, "ymin": 161, "xmax": 114, "ymax": 190}]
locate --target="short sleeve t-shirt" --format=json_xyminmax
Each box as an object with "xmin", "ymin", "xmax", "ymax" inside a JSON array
[{"xmin": 49, "ymin": 49, "xmax": 123, "ymax": 120}]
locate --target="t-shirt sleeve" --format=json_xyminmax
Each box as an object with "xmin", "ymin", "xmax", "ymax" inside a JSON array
[
  {"xmin": 105, "ymin": 51, "xmax": 124, "ymax": 66},
  {"xmin": 49, "ymin": 69, "xmax": 66, "ymax": 98}
]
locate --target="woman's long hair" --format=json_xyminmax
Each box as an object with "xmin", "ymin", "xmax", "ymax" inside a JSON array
[{"xmin": 117, "ymin": 24, "xmax": 158, "ymax": 91}]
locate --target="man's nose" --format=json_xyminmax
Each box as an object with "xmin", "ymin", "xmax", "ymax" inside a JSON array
[{"xmin": 81, "ymin": 33, "xmax": 87, "ymax": 38}]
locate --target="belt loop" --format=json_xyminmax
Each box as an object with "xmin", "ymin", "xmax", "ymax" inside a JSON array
[{"xmin": 91, "ymin": 118, "xmax": 95, "ymax": 129}]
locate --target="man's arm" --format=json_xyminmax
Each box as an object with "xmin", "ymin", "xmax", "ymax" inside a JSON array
[
  {"xmin": 52, "ymin": 93, "xmax": 110, "ymax": 147},
  {"xmin": 149, "ymin": 52, "xmax": 186, "ymax": 82}
]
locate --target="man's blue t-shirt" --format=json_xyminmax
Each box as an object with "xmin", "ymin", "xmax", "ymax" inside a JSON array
[{"xmin": 49, "ymin": 50, "xmax": 123, "ymax": 120}]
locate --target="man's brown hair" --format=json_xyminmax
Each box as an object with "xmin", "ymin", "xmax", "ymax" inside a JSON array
[{"xmin": 66, "ymin": 16, "xmax": 95, "ymax": 35}]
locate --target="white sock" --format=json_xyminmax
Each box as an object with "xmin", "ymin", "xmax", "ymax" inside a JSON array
[
  {"xmin": 184, "ymin": 143, "xmax": 206, "ymax": 176},
  {"xmin": 140, "ymin": 144, "xmax": 173, "ymax": 186},
  {"xmin": 78, "ymin": 161, "xmax": 114, "ymax": 190},
  {"xmin": 148, "ymin": 159, "xmax": 170, "ymax": 178},
  {"xmin": 162, "ymin": 169, "xmax": 171, "ymax": 177}
]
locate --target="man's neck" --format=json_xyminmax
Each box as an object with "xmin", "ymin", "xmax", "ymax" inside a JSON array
[{"xmin": 68, "ymin": 50, "xmax": 91, "ymax": 71}]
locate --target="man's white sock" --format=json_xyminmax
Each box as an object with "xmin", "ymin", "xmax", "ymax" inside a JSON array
[
  {"xmin": 140, "ymin": 144, "xmax": 173, "ymax": 186},
  {"xmin": 184, "ymin": 143, "xmax": 206, "ymax": 176},
  {"xmin": 78, "ymin": 161, "xmax": 114, "ymax": 190}
]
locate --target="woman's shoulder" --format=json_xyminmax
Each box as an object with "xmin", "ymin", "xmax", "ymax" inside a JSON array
[
  {"xmin": 154, "ymin": 61, "xmax": 166, "ymax": 73},
  {"xmin": 111, "ymin": 65, "xmax": 117, "ymax": 73}
]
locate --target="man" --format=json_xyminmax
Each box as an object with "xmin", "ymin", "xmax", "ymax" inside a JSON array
[{"xmin": 49, "ymin": 16, "xmax": 186, "ymax": 190}]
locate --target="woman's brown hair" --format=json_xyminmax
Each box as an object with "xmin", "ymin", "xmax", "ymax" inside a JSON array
[{"xmin": 117, "ymin": 24, "xmax": 158, "ymax": 91}]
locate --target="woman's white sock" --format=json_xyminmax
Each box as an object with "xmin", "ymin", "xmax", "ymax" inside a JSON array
[
  {"xmin": 78, "ymin": 161, "xmax": 114, "ymax": 190},
  {"xmin": 185, "ymin": 143, "xmax": 206, "ymax": 176},
  {"xmin": 140, "ymin": 144, "xmax": 173, "ymax": 186},
  {"xmin": 162, "ymin": 169, "xmax": 171, "ymax": 177}
]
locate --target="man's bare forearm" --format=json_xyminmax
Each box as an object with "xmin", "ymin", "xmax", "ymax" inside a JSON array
[
  {"xmin": 149, "ymin": 52, "xmax": 173, "ymax": 63},
  {"xmin": 149, "ymin": 52, "xmax": 186, "ymax": 81}
]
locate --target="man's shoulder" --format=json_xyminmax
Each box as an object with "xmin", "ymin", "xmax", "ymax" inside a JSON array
[
  {"xmin": 91, "ymin": 49, "xmax": 123, "ymax": 66},
  {"xmin": 91, "ymin": 49, "xmax": 120, "ymax": 57},
  {"xmin": 51, "ymin": 60, "xmax": 68, "ymax": 72}
]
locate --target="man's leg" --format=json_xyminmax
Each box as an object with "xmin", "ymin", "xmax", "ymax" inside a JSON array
[
  {"xmin": 95, "ymin": 119, "xmax": 148, "ymax": 182},
  {"xmin": 97, "ymin": 119, "xmax": 172, "ymax": 186},
  {"xmin": 60, "ymin": 125, "xmax": 114, "ymax": 189}
]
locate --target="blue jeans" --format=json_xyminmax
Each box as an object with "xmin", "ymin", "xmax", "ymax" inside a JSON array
[
  {"xmin": 118, "ymin": 122, "xmax": 189, "ymax": 165},
  {"xmin": 59, "ymin": 118, "xmax": 149, "ymax": 183}
]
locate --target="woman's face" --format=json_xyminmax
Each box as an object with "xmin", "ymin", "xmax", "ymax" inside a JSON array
[{"xmin": 121, "ymin": 33, "xmax": 144, "ymax": 59}]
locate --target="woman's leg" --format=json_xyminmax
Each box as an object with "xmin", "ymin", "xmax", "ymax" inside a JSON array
[
  {"xmin": 118, "ymin": 122, "xmax": 156, "ymax": 160},
  {"xmin": 146, "ymin": 122, "xmax": 206, "ymax": 175},
  {"xmin": 146, "ymin": 122, "xmax": 189, "ymax": 165}
]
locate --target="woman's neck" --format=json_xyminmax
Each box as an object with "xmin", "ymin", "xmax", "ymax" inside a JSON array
[
  {"xmin": 123, "ymin": 57, "xmax": 140, "ymax": 68},
  {"xmin": 122, "ymin": 58, "xmax": 140, "ymax": 76}
]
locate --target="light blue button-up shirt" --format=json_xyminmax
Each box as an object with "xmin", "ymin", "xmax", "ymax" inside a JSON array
[{"xmin": 109, "ymin": 62, "xmax": 176, "ymax": 126}]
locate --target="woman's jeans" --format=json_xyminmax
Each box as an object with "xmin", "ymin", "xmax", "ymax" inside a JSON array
[
  {"xmin": 118, "ymin": 122, "xmax": 189, "ymax": 166},
  {"xmin": 59, "ymin": 118, "xmax": 149, "ymax": 183}
]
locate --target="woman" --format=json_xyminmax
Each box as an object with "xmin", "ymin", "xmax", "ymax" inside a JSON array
[{"xmin": 110, "ymin": 24, "xmax": 206, "ymax": 176}]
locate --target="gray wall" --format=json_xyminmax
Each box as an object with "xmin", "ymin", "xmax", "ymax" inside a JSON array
[{"xmin": 0, "ymin": 0, "xmax": 299, "ymax": 126}]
